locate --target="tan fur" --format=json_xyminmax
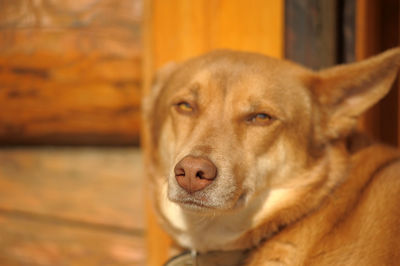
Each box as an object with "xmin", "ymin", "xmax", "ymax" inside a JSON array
[{"xmin": 142, "ymin": 48, "xmax": 400, "ymax": 265}]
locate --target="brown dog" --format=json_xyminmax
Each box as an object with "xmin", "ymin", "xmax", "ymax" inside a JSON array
[{"xmin": 142, "ymin": 48, "xmax": 400, "ymax": 265}]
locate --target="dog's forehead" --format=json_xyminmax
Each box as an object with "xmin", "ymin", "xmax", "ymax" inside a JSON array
[{"xmin": 167, "ymin": 51, "xmax": 312, "ymax": 108}]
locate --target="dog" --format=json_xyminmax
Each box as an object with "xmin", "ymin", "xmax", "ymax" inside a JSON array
[{"xmin": 142, "ymin": 48, "xmax": 400, "ymax": 265}]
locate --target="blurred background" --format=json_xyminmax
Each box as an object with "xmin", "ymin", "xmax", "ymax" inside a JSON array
[{"xmin": 0, "ymin": 0, "xmax": 399, "ymax": 265}]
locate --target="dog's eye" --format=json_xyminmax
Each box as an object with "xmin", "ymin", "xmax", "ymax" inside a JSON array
[
  {"xmin": 175, "ymin": 101, "xmax": 194, "ymax": 114},
  {"xmin": 247, "ymin": 113, "xmax": 273, "ymax": 125}
]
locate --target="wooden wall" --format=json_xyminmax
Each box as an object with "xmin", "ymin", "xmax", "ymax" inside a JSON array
[
  {"xmin": 0, "ymin": 1, "xmax": 398, "ymax": 147},
  {"xmin": 0, "ymin": 0, "xmax": 142, "ymax": 145}
]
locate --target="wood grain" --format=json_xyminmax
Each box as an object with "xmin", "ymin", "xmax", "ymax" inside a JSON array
[
  {"xmin": 0, "ymin": 147, "xmax": 144, "ymax": 230},
  {"xmin": 142, "ymin": 1, "xmax": 284, "ymax": 265},
  {"xmin": 0, "ymin": 0, "xmax": 142, "ymax": 145},
  {"xmin": 356, "ymin": 0, "xmax": 399, "ymax": 146},
  {"xmin": 285, "ymin": 0, "xmax": 338, "ymax": 69},
  {"xmin": 0, "ymin": 213, "xmax": 145, "ymax": 265},
  {"xmin": 0, "ymin": 147, "xmax": 146, "ymax": 265}
]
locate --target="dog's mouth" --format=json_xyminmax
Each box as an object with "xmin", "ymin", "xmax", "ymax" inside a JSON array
[
  {"xmin": 174, "ymin": 198, "xmax": 214, "ymax": 210},
  {"xmin": 168, "ymin": 189, "xmax": 218, "ymax": 211},
  {"xmin": 168, "ymin": 186, "xmax": 248, "ymax": 212}
]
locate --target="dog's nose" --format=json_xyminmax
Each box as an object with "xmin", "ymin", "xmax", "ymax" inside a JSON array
[{"xmin": 174, "ymin": 156, "xmax": 217, "ymax": 193}]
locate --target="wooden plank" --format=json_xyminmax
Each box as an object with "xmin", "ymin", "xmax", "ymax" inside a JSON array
[
  {"xmin": 356, "ymin": 0, "xmax": 399, "ymax": 146},
  {"xmin": 143, "ymin": 0, "xmax": 284, "ymax": 90},
  {"xmin": 378, "ymin": 0, "xmax": 399, "ymax": 147},
  {"xmin": 144, "ymin": 194, "xmax": 173, "ymax": 265},
  {"xmin": 0, "ymin": 147, "xmax": 145, "ymax": 230},
  {"xmin": 355, "ymin": 0, "xmax": 382, "ymax": 141},
  {"xmin": 142, "ymin": 1, "xmax": 284, "ymax": 265},
  {"xmin": 0, "ymin": 0, "xmax": 142, "ymax": 145},
  {"xmin": 285, "ymin": 0, "xmax": 338, "ymax": 69},
  {"xmin": 0, "ymin": 213, "xmax": 145, "ymax": 265},
  {"xmin": 339, "ymin": 0, "xmax": 356, "ymax": 63},
  {"xmin": 285, "ymin": 0, "xmax": 357, "ymax": 66}
]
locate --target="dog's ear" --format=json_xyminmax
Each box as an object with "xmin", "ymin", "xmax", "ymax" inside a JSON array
[
  {"xmin": 312, "ymin": 47, "xmax": 400, "ymax": 140},
  {"xmin": 143, "ymin": 62, "xmax": 179, "ymax": 116},
  {"xmin": 142, "ymin": 62, "xmax": 180, "ymax": 168}
]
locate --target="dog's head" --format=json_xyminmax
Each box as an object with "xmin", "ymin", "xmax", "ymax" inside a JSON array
[{"xmin": 143, "ymin": 49, "xmax": 400, "ymax": 249}]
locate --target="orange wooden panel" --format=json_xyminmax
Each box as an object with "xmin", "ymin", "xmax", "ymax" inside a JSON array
[
  {"xmin": 143, "ymin": 0, "xmax": 284, "ymax": 95},
  {"xmin": 144, "ymin": 195, "xmax": 172, "ymax": 266},
  {"xmin": 0, "ymin": 0, "xmax": 142, "ymax": 145},
  {"xmin": 142, "ymin": 1, "xmax": 284, "ymax": 265}
]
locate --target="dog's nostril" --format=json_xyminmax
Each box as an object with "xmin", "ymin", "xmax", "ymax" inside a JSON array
[
  {"xmin": 175, "ymin": 168, "xmax": 185, "ymax": 176},
  {"xmin": 196, "ymin": 171, "xmax": 204, "ymax": 179},
  {"xmin": 174, "ymin": 156, "xmax": 217, "ymax": 193}
]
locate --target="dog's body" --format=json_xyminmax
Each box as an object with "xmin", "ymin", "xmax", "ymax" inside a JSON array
[{"xmin": 143, "ymin": 48, "xmax": 400, "ymax": 265}]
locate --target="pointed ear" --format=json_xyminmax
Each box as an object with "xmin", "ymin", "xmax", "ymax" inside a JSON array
[{"xmin": 312, "ymin": 47, "xmax": 400, "ymax": 140}]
